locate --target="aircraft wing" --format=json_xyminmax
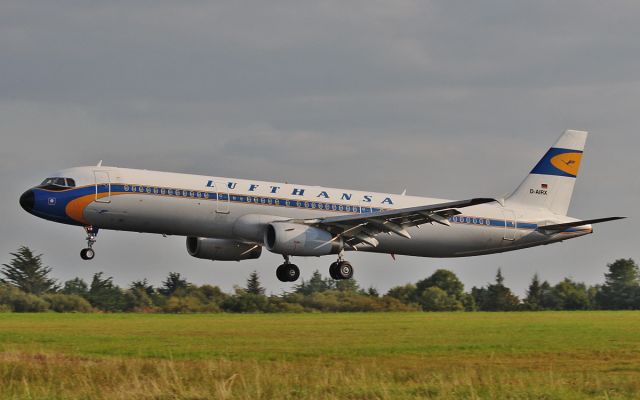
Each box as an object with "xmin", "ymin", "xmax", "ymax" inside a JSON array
[
  {"xmin": 303, "ymin": 198, "xmax": 496, "ymax": 249},
  {"xmin": 537, "ymin": 216, "xmax": 626, "ymax": 234}
]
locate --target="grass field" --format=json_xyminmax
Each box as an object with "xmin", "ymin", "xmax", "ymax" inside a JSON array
[{"xmin": 0, "ymin": 312, "xmax": 639, "ymax": 399}]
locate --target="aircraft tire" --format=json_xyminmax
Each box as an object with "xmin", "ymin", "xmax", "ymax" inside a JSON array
[
  {"xmin": 276, "ymin": 264, "xmax": 288, "ymax": 282},
  {"xmin": 284, "ymin": 264, "xmax": 300, "ymax": 282},
  {"xmin": 329, "ymin": 262, "xmax": 340, "ymax": 279},
  {"xmin": 336, "ymin": 261, "xmax": 353, "ymax": 280},
  {"xmin": 80, "ymin": 248, "xmax": 95, "ymax": 260}
]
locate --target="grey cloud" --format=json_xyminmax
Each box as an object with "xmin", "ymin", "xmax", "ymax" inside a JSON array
[{"xmin": 1, "ymin": 0, "xmax": 638, "ymax": 296}]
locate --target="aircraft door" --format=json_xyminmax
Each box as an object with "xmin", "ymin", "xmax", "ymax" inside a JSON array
[
  {"xmin": 94, "ymin": 171, "xmax": 111, "ymax": 203},
  {"xmin": 359, "ymin": 199, "xmax": 372, "ymax": 214},
  {"xmin": 215, "ymin": 181, "xmax": 230, "ymax": 214},
  {"xmin": 502, "ymin": 209, "xmax": 516, "ymax": 241}
]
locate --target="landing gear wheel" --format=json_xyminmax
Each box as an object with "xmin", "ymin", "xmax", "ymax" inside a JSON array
[
  {"xmin": 329, "ymin": 262, "xmax": 340, "ymax": 279},
  {"xmin": 80, "ymin": 248, "xmax": 95, "ymax": 260},
  {"xmin": 276, "ymin": 263, "xmax": 300, "ymax": 282},
  {"xmin": 276, "ymin": 264, "xmax": 287, "ymax": 282},
  {"xmin": 284, "ymin": 264, "xmax": 300, "ymax": 282},
  {"xmin": 336, "ymin": 261, "xmax": 353, "ymax": 280},
  {"xmin": 80, "ymin": 226, "xmax": 99, "ymax": 261}
]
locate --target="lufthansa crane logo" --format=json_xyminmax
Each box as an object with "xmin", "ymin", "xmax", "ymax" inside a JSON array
[{"xmin": 550, "ymin": 152, "xmax": 582, "ymax": 177}]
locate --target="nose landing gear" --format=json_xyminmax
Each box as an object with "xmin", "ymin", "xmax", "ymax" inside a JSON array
[
  {"xmin": 80, "ymin": 226, "xmax": 98, "ymax": 260},
  {"xmin": 276, "ymin": 255, "xmax": 300, "ymax": 282}
]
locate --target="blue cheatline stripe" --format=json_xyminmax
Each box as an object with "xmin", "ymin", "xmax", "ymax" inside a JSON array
[
  {"xmin": 447, "ymin": 215, "xmax": 539, "ymax": 230},
  {"xmin": 36, "ymin": 183, "xmax": 587, "ymax": 234},
  {"xmin": 92, "ymin": 183, "xmax": 383, "ymax": 214},
  {"xmin": 447, "ymin": 215, "xmax": 590, "ymax": 233},
  {"xmin": 530, "ymin": 147, "xmax": 582, "ymax": 178}
]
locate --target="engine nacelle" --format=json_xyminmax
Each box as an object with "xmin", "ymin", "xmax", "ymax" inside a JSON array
[
  {"xmin": 264, "ymin": 222, "xmax": 342, "ymax": 256},
  {"xmin": 186, "ymin": 237, "xmax": 262, "ymax": 261}
]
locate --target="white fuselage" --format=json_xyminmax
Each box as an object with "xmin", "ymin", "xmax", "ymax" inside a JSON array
[{"xmin": 32, "ymin": 166, "xmax": 590, "ymax": 258}]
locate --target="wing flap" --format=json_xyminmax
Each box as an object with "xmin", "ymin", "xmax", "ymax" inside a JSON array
[
  {"xmin": 318, "ymin": 198, "xmax": 494, "ymax": 226},
  {"xmin": 307, "ymin": 197, "xmax": 496, "ymax": 248}
]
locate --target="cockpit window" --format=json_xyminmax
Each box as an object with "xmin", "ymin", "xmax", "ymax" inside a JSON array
[{"xmin": 37, "ymin": 177, "xmax": 76, "ymax": 191}]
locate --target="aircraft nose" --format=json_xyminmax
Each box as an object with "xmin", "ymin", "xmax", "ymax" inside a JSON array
[{"xmin": 19, "ymin": 189, "xmax": 35, "ymax": 213}]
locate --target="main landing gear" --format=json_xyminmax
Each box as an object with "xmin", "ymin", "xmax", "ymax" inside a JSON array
[
  {"xmin": 329, "ymin": 257, "xmax": 354, "ymax": 280},
  {"xmin": 80, "ymin": 226, "xmax": 98, "ymax": 260},
  {"xmin": 275, "ymin": 254, "xmax": 355, "ymax": 283},
  {"xmin": 276, "ymin": 255, "xmax": 300, "ymax": 282}
]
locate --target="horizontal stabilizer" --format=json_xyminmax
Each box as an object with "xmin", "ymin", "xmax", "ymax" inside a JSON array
[{"xmin": 537, "ymin": 217, "xmax": 626, "ymax": 233}]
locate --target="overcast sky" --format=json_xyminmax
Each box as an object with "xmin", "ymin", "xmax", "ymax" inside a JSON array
[{"xmin": 1, "ymin": 1, "xmax": 638, "ymax": 295}]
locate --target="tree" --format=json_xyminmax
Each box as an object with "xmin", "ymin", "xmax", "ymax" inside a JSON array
[
  {"xmin": 122, "ymin": 288, "xmax": 154, "ymax": 311},
  {"xmin": 222, "ymin": 287, "xmax": 269, "ymax": 313},
  {"xmin": 61, "ymin": 277, "xmax": 89, "ymax": 297},
  {"xmin": 295, "ymin": 270, "xmax": 333, "ymax": 295},
  {"xmin": 470, "ymin": 286, "xmax": 486, "ymax": 309},
  {"xmin": 159, "ymin": 272, "xmax": 189, "ymax": 297},
  {"xmin": 419, "ymin": 287, "xmax": 463, "ymax": 311},
  {"xmin": 475, "ymin": 269, "xmax": 520, "ymax": 311},
  {"xmin": 596, "ymin": 259, "xmax": 640, "ymax": 310},
  {"xmin": 523, "ymin": 274, "xmax": 543, "ymax": 310},
  {"xmin": 1, "ymin": 246, "xmax": 58, "ymax": 294},
  {"xmin": 461, "ymin": 293, "xmax": 477, "ymax": 311},
  {"xmin": 551, "ymin": 278, "xmax": 590, "ymax": 310},
  {"xmin": 365, "ymin": 287, "xmax": 380, "ymax": 297},
  {"xmin": 416, "ymin": 269, "xmax": 465, "ymax": 300},
  {"xmin": 245, "ymin": 271, "xmax": 265, "ymax": 295},
  {"xmin": 335, "ymin": 278, "xmax": 359, "ymax": 292},
  {"xmin": 414, "ymin": 269, "xmax": 465, "ymax": 311},
  {"xmin": 130, "ymin": 279, "xmax": 155, "ymax": 297},
  {"xmin": 88, "ymin": 272, "xmax": 125, "ymax": 311},
  {"xmin": 387, "ymin": 284, "xmax": 417, "ymax": 305},
  {"xmin": 197, "ymin": 284, "xmax": 228, "ymax": 305},
  {"xmin": 538, "ymin": 280, "xmax": 557, "ymax": 309}
]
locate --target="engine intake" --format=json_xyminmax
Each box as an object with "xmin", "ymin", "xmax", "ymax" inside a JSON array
[
  {"xmin": 186, "ymin": 237, "xmax": 261, "ymax": 261},
  {"xmin": 264, "ymin": 222, "xmax": 342, "ymax": 256}
]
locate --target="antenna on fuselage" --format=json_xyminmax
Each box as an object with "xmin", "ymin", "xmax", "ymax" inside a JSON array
[{"xmin": 96, "ymin": 160, "xmax": 103, "ymax": 167}]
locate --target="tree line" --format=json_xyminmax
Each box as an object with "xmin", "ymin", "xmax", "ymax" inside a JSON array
[{"xmin": 1, "ymin": 246, "xmax": 639, "ymax": 313}]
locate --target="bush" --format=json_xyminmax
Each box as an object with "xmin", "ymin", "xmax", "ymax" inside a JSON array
[
  {"xmin": 163, "ymin": 295, "xmax": 220, "ymax": 313},
  {"xmin": 419, "ymin": 287, "xmax": 464, "ymax": 311},
  {"xmin": 122, "ymin": 288, "xmax": 156, "ymax": 312},
  {"xmin": 263, "ymin": 296, "xmax": 306, "ymax": 313},
  {"xmin": 0, "ymin": 285, "xmax": 49, "ymax": 312},
  {"xmin": 42, "ymin": 293, "xmax": 93, "ymax": 313},
  {"xmin": 221, "ymin": 292, "xmax": 269, "ymax": 313}
]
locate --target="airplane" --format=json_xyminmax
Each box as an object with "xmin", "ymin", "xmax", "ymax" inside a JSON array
[{"xmin": 19, "ymin": 130, "xmax": 624, "ymax": 282}]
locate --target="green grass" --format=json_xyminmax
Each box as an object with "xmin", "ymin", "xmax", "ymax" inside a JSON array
[{"xmin": 0, "ymin": 312, "xmax": 639, "ymax": 399}]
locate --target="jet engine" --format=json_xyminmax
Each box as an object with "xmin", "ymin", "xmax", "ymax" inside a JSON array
[
  {"xmin": 264, "ymin": 222, "xmax": 342, "ymax": 256},
  {"xmin": 186, "ymin": 237, "xmax": 262, "ymax": 261}
]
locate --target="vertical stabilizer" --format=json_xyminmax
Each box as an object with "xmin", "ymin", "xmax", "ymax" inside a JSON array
[{"xmin": 507, "ymin": 130, "xmax": 587, "ymax": 215}]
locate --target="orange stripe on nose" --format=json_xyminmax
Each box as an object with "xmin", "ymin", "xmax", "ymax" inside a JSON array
[{"xmin": 65, "ymin": 193, "xmax": 110, "ymax": 224}]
